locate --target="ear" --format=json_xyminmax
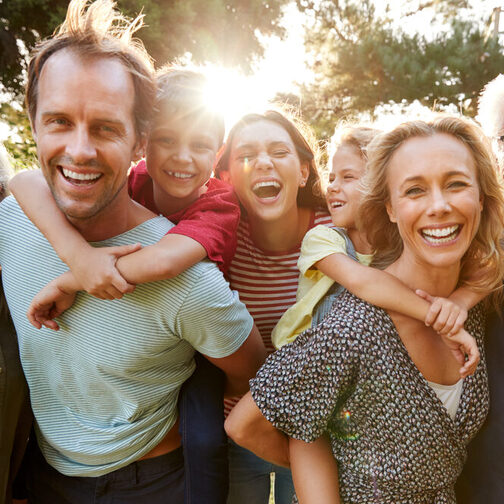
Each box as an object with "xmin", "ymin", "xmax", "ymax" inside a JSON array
[
  {"xmin": 132, "ymin": 134, "xmax": 147, "ymax": 162},
  {"xmin": 385, "ymin": 200, "xmax": 397, "ymax": 223},
  {"xmin": 299, "ymin": 162, "xmax": 310, "ymax": 187},
  {"xmin": 219, "ymin": 170, "xmax": 232, "ymax": 184},
  {"xmin": 30, "ymin": 117, "xmax": 37, "ymax": 142}
]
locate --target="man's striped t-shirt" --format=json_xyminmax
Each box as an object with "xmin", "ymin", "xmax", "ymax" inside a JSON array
[{"xmin": 0, "ymin": 197, "xmax": 253, "ymax": 476}]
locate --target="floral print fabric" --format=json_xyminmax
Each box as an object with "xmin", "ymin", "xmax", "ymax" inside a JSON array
[{"xmin": 250, "ymin": 291, "xmax": 488, "ymax": 504}]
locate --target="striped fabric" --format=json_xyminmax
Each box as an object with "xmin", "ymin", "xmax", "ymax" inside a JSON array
[
  {"xmin": 0, "ymin": 197, "xmax": 253, "ymax": 477},
  {"xmin": 224, "ymin": 210, "xmax": 332, "ymax": 415}
]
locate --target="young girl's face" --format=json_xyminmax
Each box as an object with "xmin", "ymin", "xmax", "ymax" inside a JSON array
[{"xmin": 326, "ymin": 144, "xmax": 366, "ymax": 230}]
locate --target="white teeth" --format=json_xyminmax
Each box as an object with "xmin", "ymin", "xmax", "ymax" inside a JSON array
[
  {"xmin": 252, "ymin": 181, "xmax": 280, "ymax": 191},
  {"xmin": 168, "ymin": 171, "xmax": 193, "ymax": 179},
  {"xmin": 330, "ymin": 201, "xmax": 345, "ymax": 208},
  {"xmin": 62, "ymin": 168, "xmax": 101, "ymax": 181},
  {"xmin": 422, "ymin": 225, "xmax": 459, "ymax": 237},
  {"xmin": 422, "ymin": 225, "xmax": 460, "ymax": 244}
]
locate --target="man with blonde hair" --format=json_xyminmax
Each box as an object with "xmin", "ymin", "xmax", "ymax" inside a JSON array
[
  {"xmin": 0, "ymin": 1, "xmax": 265, "ymax": 502},
  {"xmin": 476, "ymin": 73, "xmax": 504, "ymax": 171}
]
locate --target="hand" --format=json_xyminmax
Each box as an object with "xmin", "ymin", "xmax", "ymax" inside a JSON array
[
  {"xmin": 416, "ymin": 289, "xmax": 468, "ymax": 336},
  {"xmin": 69, "ymin": 243, "xmax": 141, "ymax": 300},
  {"xmin": 439, "ymin": 327, "xmax": 480, "ymax": 378},
  {"xmin": 27, "ymin": 273, "xmax": 78, "ymax": 331}
]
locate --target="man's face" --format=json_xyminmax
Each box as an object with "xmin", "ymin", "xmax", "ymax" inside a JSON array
[{"xmin": 33, "ymin": 49, "xmax": 139, "ymax": 221}]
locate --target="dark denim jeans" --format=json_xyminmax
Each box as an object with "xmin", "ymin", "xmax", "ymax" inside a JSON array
[
  {"xmin": 227, "ymin": 440, "xmax": 294, "ymax": 504},
  {"xmin": 178, "ymin": 353, "xmax": 228, "ymax": 504},
  {"xmin": 26, "ymin": 436, "xmax": 184, "ymax": 504}
]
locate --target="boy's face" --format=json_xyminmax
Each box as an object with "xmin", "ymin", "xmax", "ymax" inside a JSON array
[{"xmin": 146, "ymin": 113, "xmax": 220, "ymax": 205}]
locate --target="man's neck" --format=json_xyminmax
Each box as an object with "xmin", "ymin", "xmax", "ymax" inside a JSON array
[{"xmin": 70, "ymin": 196, "xmax": 156, "ymax": 242}]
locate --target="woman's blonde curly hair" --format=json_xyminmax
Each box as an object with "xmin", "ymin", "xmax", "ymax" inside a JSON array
[{"xmin": 359, "ymin": 115, "xmax": 504, "ymax": 305}]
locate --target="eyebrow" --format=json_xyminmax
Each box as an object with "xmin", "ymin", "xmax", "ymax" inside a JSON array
[
  {"xmin": 41, "ymin": 112, "xmax": 126, "ymax": 127},
  {"xmin": 400, "ymin": 170, "xmax": 471, "ymax": 186},
  {"xmin": 234, "ymin": 140, "xmax": 291, "ymax": 151}
]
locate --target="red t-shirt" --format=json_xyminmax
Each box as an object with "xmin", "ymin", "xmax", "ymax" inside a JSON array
[{"xmin": 128, "ymin": 160, "xmax": 240, "ymax": 273}]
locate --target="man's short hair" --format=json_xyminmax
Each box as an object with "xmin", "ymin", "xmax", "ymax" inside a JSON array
[
  {"xmin": 477, "ymin": 74, "xmax": 504, "ymax": 138},
  {"xmin": 26, "ymin": 0, "xmax": 156, "ymax": 139}
]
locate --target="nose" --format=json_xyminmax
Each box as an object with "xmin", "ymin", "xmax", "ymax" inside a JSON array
[
  {"xmin": 427, "ymin": 187, "xmax": 451, "ymax": 216},
  {"xmin": 327, "ymin": 177, "xmax": 341, "ymax": 193},
  {"xmin": 172, "ymin": 144, "xmax": 192, "ymax": 164},
  {"xmin": 254, "ymin": 152, "xmax": 273, "ymax": 170},
  {"xmin": 65, "ymin": 126, "xmax": 97, "ymax": 163}
]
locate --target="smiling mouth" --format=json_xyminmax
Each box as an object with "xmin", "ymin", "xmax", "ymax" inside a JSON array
[
  {"xmin": 167, "ymin": 171, "xmax": 194, "ymax": 180},
  {"xmin": 420, "ymin": 225, "xmax": 461, "ymax": 244},
  {"xmin": 252, "ymin": 181, "xmax": 281, "ymax": 199},
  {"xmin": 329, "ymin": 201, "xmax": 345, "ymax": 209},
  {"xmin": 60, "ymin": 167, "xmax": 102, "ymax": 185}
]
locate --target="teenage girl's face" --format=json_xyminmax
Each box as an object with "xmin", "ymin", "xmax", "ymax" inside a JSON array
[
  {"xmin": 386, "ymin": 133, "xmax": 483, "ymax": 272},
  {"xmin": 326, "ymin": 144, "xmax": 366, "ymax": 230},
  {"xmin": 146, "ymin": 113, "xmax": 220, "ymax": 207},
  {"xmin": 225, "ymin": 120, "xmax": 309, "ymax": 222}
]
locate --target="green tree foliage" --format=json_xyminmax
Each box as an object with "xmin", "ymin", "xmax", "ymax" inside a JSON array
[
  {"xmin": 296, "ymin": 0, "xmax": 504, "ymax": 138},
  {"xmin": 0, "ymin": 103, "xmax": 37, "ymax": 171},
  {"xmin": 0, "ymin": 0, "xmax": 288, "ymax": 169},
  {"xmin": 0, "ymin": 0, "xmax": 288, "ymax": 98}
]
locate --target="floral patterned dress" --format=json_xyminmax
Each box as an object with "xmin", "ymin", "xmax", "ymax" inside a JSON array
[{"xmin": 250, "ymin": 291, "xmax": 488, "ymax": 504}]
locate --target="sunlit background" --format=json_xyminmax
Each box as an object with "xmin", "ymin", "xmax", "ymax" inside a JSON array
[{"xmin": 2, "ymin": 0, "xmax": 504, "ymax": 168}]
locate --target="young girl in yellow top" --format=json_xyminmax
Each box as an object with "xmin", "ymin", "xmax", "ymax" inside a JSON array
[{"xmin": 273, "ymin": 125, "xmax": 484, "ymax": 372}]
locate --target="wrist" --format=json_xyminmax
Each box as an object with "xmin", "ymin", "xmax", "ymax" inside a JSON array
[{"xmin": 56, "ymin": 270, "xmax": 81, "ymax": 293}]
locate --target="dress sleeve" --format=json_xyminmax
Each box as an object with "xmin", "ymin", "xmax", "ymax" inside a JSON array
[
  {"xmin": 298, "ymin": 226, "xmax": 347, "ymax": 278},
  {"xmin": 250, "ymin": 301, "xmax": 361, "ymax": 442},
  {"xmin": 167, "ymin": 179, "xmax": 240, "ymax": 273}
]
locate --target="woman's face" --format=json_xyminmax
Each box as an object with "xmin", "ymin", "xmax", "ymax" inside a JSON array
[
  {"xmin": 386, "ymin": 133, "xmax": 483, "ymax": 270},
  {"xmin": 225, "ymin": 119, "xmax": 309, "ymax": 222}
]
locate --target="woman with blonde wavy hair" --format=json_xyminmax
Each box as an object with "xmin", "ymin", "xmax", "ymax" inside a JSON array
[{"xmin": 226, "ymin": 115, "xmax": 504, "ymax": 503}]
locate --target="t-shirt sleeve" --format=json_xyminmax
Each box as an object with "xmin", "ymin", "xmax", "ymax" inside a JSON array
[
  {"xmin": 175, "ymin": 262, "xmax": 253, "ymax": 358},
  {"xmin": 167, "ymin": 180, "xmax": 240, "ymax": 273},
  {"xmin": 298, "ymin": 226, "xmax": 347, "ymax": 278},
  {"xmin": 250, "ymin": 307, "xmax": 360, "ymax": 442}
]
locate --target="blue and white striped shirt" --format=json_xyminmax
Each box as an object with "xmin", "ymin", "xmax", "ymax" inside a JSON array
[{"xmin": 0, "ymin": 197, "xmax": 252, "ymax": 476}]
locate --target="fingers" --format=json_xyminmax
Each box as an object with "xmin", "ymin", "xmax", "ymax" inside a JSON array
[
  {"xmin": 431, "ymin": 303, "xmax": 457, "ymax": 333},
  {"xmin": 26, "ymin": 306, "xmax": 60, "ymax": 331},
  {"xmin": 415, "ymin": 289, "xmax": 434, "ymax": 303},
  {"xmin": 424, "ymin": 300, "xmax": 442, "ymax": 327},
  {"xmin": 459, "ymin": 346, "xmax": 480, "ymax": 378},
  {"xmin": 446, "ymin": 312, "xmax": 468, "ymax": 338},
  {"xmin": 110, "ymin": 242, "xmax": 142, "ymax": 258},
  {"xmin": 42, "ymin": 319, "xmax": 61, "ymax": 331}
]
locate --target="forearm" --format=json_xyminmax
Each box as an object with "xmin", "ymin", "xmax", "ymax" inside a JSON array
[
  {"xmin": 317, "ymin": 255, "xmax": 430, "ymax": 322},
  {"xmin": 225, "ymin": 391, "xmax": 290, "ymax": 467},
  {"xmin": 9, "ymin": 169, "xmax": 90, "ymax": 265},
  {"xmin": 53, "ymin": 270, "xmax": 81, "ymax": 293},
  {"xmin": 449, "ymin": 286, "xmax": 486, "ymax": 311},
  {"xmin": 290, "ymin": 436, "xmax": 340, "ymax": 504},
  {"xmin": 207, "ymin": 324, "xmax": 267, "ymax": 397},
  {"xmin": 115, "ymin": 234, "xmax": 207, "ymax": 284}
]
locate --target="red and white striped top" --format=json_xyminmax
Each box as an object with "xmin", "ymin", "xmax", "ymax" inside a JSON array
[{"xmin": 224, "ymin": 210, "xmax": 332, "ymax": 415}]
